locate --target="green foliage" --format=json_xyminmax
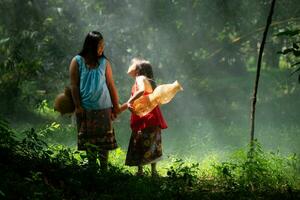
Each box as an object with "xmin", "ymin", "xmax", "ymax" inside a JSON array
[
  {"xmin": 1, "ymin": 0, "xmax": 300, "ymax": 158},
  {"xmin": 19, "ymin": 128, "xmax": 48, "ymax": 159},
  {"xmin": 0, "ymin": 0, "xmax": 84, "ymax": 114},
  {"xmin": 0, "ymin": 119, "xmax": 299, "ymax": 199},
  {"xmin": 1, "ymin": 0, "xmax": 299, "ymax": 115},
  {"xmin": 0, "ymin": 116, "xmax": 19, "ymax": 154},
  {"xmin": 167, "ymin": 158, "xmax": 200, "ymax": 184},
  {"xmin": 213, "ymin": 141, "xmax": 299, "ymax": 192},
  {"xmin": 1, "ymin": 1, "xmax": 300, "ymax": 198},
  {"xmin": 36, "ymin": 99, "xmax": 55, "ymax": 115},
  {"xmin": 276, "ymin": 29, "xmax": 300, "ymax": 37},
  {"xmin": 277, "ymin": 29, "xmax": 300, "ymax": 82}
]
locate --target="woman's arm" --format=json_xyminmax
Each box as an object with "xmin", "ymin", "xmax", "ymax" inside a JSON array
[
  {"xmin": 69, "ymin": 57, "xmax": 83, "ymax": 113},
  {"xmin": 105, "ymin": 60, "xmax": 120, "ymax": 114}
]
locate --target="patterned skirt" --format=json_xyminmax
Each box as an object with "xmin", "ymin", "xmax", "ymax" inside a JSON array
[
  {"xmin": 125, "ymin": 126, "xmax": 162, "ymax": 166},
  {"xmin": 76, "ymin": 108, "xmax": 118, "ymax": 151}
]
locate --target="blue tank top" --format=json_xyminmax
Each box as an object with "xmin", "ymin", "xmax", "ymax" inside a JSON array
[{"xmin": 75, "ymin": 55, "xmax": 112, "ymax": 110}]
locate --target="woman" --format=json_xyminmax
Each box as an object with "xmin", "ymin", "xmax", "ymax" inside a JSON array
[{"xmin": 69, "ymin": 31, "xmax": 120, "ymax": 171}]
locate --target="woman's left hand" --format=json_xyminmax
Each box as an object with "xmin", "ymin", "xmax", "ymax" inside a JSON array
[{"xmin": 111, "ymin": 106, "xmax": 120, "ymax": 120}]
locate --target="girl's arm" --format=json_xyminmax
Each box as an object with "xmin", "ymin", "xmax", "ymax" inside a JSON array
[
  {"xmin": 69, "ymin": 57, "xmax": 83, "ymax": 113},
  {"xmin": 127, "ymin": 76, "xmax": 146, "ymax": 104},
  {"xmin": 119, "ymin": 103, "xmax": 128, "ymax": 113},
  {"xmin": 105, "ymin": 60, "xmax": 120, "ymax": 114}
]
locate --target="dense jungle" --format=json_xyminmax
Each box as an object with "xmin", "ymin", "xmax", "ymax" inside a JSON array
[{"xmin": 0, "ymin": 0, "xmax": 300, "ymax": 199}]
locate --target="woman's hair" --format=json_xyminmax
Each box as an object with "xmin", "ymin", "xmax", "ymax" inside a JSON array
[
  {"xmin": 79, "ymin": 31, "xmax": 105, "ymax": 65},
  {"xmin": 135, "ymin": 59, "xmax": 157, "ymax": 89}
]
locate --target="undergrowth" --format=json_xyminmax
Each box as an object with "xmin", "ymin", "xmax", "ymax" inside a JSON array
[{"xmin": 0, "ymin": 118, "xmax": 299, "ymax": 199}]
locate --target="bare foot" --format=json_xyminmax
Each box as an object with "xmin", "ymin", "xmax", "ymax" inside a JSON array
[{"xmin": 136, "ymin": 171, "xmax": 144, "ymax": 176}]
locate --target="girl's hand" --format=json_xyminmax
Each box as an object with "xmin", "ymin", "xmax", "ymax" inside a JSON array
[
  {"xmin": 119, "ymin": 103, "xmax": 129, "ymax": 113},
  {"xmin": 127, "ymin": 102, "xmax": 134, "ymax": 113}
]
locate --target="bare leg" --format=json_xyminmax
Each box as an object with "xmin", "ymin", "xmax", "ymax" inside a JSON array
[
  {"xmin": 99, "ymin": 150, "xmax": 109, "ymax": 171},
  {"xmin": 136, "ymin": 165, "xmax": 143, "ymax": 176},
  {"xmin": 151, "ymin": 163, "xmax": 158, "ymax": 177},
  {"xmin": 86, "ymin": 149, "xmax": 98, "ymax": 168}
]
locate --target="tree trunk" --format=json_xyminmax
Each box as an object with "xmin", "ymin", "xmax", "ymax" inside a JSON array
[{"xmin": 250, "ymin": 0, "xmax": 276, "ymax": 145}]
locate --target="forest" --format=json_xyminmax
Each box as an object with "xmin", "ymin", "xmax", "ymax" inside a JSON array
[{"xmin": 0, "ymin": 0, "xmax": 300, "ymax": 199}]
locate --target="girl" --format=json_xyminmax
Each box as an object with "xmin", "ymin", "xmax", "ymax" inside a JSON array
[
  {"xmin": 121, "ymin": 58, "xmax": 168, "ymax": 176},
  {"xmin": 69, "ymin": 31, "xmax": 120, "ymax": 171}
]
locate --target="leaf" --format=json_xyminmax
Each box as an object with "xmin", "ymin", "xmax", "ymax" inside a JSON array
[
  {"xmin": 293, "ymin": 49, "xmax": 300, "ymax": 57},
  {"xmin": 0, "ymin": 38, "xmax": 10, "ymax": 44},
  {"xmin": 277, "ymin": 48, "xmax": 293, "ymax": 55},
  {"xmin": 293, "ymin": 43, "xmax": 299, "ymax": 49},
  {"xmin": 276, "ymin": 29, "xmax": 300, "ymax": 37},
  {"xmin": 291, "ymin": 66, "xmax": 300, "ymax": 76},
  {"xmin": 291, "ymin": 61, "xmax": 300, "ymax": 67}
]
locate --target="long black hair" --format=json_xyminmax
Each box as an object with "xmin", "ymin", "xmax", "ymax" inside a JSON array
[
  {"xmin": 79, "ymin": 31, "xmax": 105, "ymax": 66},
  {"xmin": 136, "ymin": 61, "xmax": 157, "ymax": 89}
]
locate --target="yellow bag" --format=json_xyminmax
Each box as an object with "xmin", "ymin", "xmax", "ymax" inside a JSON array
[{"xmin": 132, "ymin": 80, "xmax": 183, "ymax": 116}]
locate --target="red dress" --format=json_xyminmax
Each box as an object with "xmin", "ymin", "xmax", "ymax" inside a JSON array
[
  {"xmin": 126, "ymin": 81, "xmax": 167, "ymax": 166},
  {"xmin": 130, "ymin": 81, "xmax": 168, "ymax": 132}
]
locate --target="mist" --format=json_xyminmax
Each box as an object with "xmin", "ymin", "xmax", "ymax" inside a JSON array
[
  {"xmin": 94, "ymin": 0, "xmax": 300, "ymax": 159},
  {"xmin": 1, "ymin": 0, "xmax": 300, "ymax": 161}
]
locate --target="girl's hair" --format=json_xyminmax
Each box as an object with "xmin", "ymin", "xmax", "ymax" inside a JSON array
[
  {"xmin": 79, "ymin": 31, "xmax": 105, "ymax": 65},
  {"xmin": 136, "ymin": 60, "xmax": 157, "ymax": 89}
]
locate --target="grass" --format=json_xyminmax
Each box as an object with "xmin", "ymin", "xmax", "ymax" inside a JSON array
[{"xmin": 0, "ymin": 117, "xmax": 299, "ymax": 199}]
